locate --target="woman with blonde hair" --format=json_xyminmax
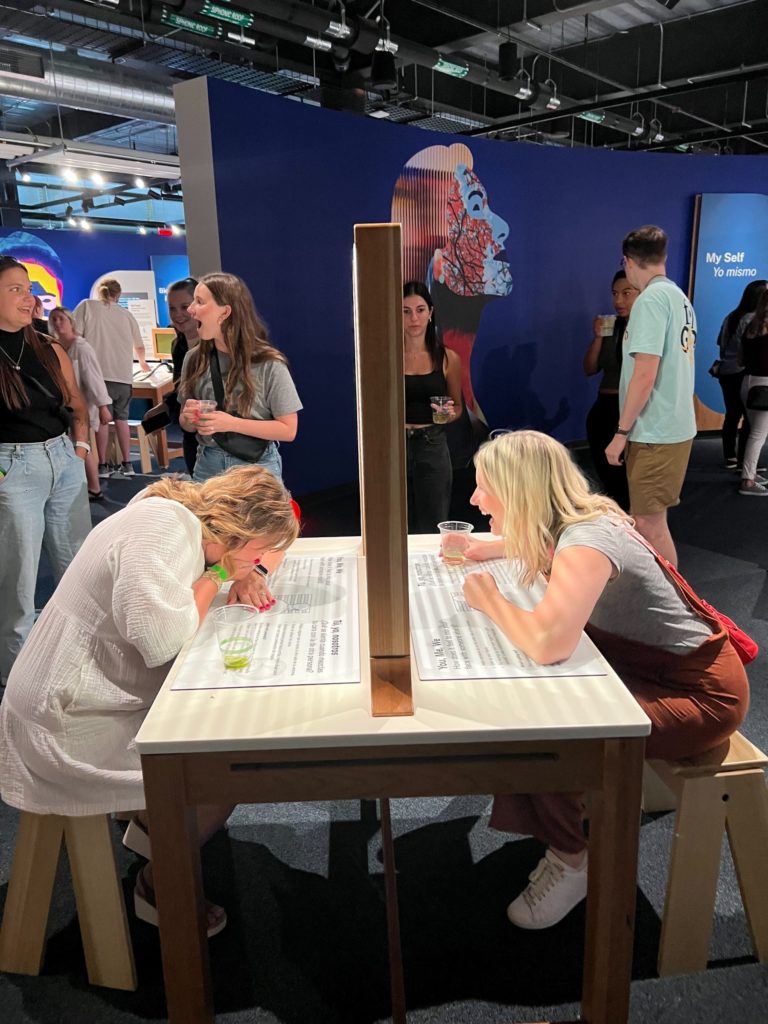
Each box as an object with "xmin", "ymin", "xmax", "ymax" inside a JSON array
[
  {"xmin": 179, "ymin": 272, "xmax": 302, "ymax": 482},
  {"xmin": 48, "ymin": 305, "xmax": 112, "ymax": 500},
  {"xmin": 0, "ymin": 464, "xmax": 299, "ymax": 936},
  {"xmin": 462, "ymin": 430, "xmax": 748, "ymax": 930},
  {"xmin": 73, "ymin": 278, "xmax": 150, "ymax": 478}
]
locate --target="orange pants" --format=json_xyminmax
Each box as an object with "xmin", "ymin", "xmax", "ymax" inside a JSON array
[{"xmin": 489, "ymin": 623, "xmax": 749, "ymax": 854}]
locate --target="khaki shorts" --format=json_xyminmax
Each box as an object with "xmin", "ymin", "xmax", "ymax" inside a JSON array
[{"xmin": 625, "ymin": 439, "xmax": 693, "ymax": 515}]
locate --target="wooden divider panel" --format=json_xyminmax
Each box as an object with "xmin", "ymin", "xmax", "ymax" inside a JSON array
[{"xmin": 353, "ymin": 223, "xmax": 414, "ymax": 716}]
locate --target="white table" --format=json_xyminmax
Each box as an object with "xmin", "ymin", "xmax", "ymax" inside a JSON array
[{"xmin": 136, "ymin": 535, "xmax": 651, "ymax": 1024}]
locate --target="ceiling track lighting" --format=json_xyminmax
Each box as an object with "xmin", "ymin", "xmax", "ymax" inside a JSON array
[
  {"xmin": 543, "ymin": 79, "xmax": 560, "ymax": 111},
  {"xmin": 649, "ymin": 117, "xmax": 665, "ymax": 143},
  {"xmin": 513, "ymin": 70, "xmax": 533, "ymax": 102},
  {"xmin": 370, "ymin": 3, "xmax": 398, "ymax": 92}
]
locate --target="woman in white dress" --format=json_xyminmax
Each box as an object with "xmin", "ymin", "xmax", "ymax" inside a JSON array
[{"xmin": 0, "ymin": 464, "xmax": 299, "ymax": 936}]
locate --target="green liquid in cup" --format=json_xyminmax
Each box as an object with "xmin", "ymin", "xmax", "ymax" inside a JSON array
[{"xmin": 220, "ymin": 637, "xmax": 253, "ymax": 670}]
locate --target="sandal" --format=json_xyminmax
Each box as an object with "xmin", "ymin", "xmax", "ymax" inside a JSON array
[
  {"xmin": 134, "ymin": 868, "xmax": 227, "ymax": 938},
  {"xmin": 88, "ymin": 490, "xmax": 104, "ymax": 502},
  {"xmin": 123, "ymin": 817, "xmax": 151, "ymax": 859}
]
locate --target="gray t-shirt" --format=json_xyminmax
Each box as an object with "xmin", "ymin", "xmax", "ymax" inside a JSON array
[
  {"xmin": 556, "ymin": 517, "xmax": 712, "ymax": 653},
  {"xmin": 180, "ymin": 350, "xmax": 302, "ymax": 447}
]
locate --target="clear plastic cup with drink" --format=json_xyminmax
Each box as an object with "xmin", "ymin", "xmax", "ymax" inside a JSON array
[
  {"xmin": 438, "ymin": 521, "xmax": 474, "ymax": 566},
  {"xmin": 430, "ymin": 395, "xmax": 452, "ymax": 424},
  {"xmin": 599, "ymin": 315, "xmax": 617, "ymax": 337},
  {"xmin": 213, "ymin": 604, "xmax": 255, "ymax": 670}
]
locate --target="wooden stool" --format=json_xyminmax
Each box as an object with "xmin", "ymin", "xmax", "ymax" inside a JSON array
[
  {"xmin": 102, "ymin": 421, "xmax": 153, "ymax": 474},
  {"xmin": 0, "ymin": 812, "xmax": 137, "ymax": 990},
  {"xmin": 646, "ymin": 731, "xmax": 768, "ymax": 976}
]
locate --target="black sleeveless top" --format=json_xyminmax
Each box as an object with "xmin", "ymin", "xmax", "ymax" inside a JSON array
[
  {"xmin": 404, "ymin": 363, "xmax": 447, "ymax": 425},
  {"xmin": 0, "ymin": 329, "xmax": 68, "ymax": 443}
]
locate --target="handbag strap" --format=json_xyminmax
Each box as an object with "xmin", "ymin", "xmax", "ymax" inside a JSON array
[
  {"xmin": 630, "ymin": 528, "xmax": 721, "ymax": 630},
  {"xmin": 209, "ymin": 347, "xmax": 226, "ymax": 409}
]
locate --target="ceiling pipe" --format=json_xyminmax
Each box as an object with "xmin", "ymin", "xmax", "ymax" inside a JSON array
[{"xmin": 0, "ymin": 37, "xmax": 175, "ymax": 123}]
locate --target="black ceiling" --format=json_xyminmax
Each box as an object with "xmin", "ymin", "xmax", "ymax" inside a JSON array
[{"xmin": 0, "ymin": 1, "xmax": 766, "ymax": 158}]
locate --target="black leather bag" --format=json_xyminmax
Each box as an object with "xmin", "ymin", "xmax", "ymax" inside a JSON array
[
  {"xmin": 746, "ymin": 384, "xmax": 768, "ymax": 411},
  {"xmin": 208, "ymin": 349, "xmax": 268, "ymax": 462},
  {"xmin": 141, "ymin": 400, "xmax": 172, "ymax": 434}
]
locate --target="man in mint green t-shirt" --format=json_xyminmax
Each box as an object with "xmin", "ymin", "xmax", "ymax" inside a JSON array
[{"xmin": 605, "ymin": 225, "xmax": 696, "ymax": 567}]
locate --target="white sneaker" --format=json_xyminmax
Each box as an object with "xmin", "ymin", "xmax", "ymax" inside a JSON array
[{"xmin": 506, "ymin": 849, "xmax": 588, "ymax": 930}]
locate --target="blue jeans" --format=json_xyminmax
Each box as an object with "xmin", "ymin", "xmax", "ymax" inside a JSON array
[
  {"xmin": 193, "ymin": 441, "xmax": 283, "ymax": 483},
  {"xmin": 0, "ymin": 434, "xmax": 90, "ymax": 682}
]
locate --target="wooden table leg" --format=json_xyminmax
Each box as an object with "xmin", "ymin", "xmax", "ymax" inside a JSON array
[
  {"xmin": 581, "ymin": 737, "xmax": 645, "ymax": 1024},
  {"xmin": 142, "ymin": 754, "xmax": 212, "ymax": 1024},
  {"xmin": 379, "ymin": 798, "xmax": 407, "ymax": 1024}
]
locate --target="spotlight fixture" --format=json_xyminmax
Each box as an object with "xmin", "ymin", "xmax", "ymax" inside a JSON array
[
  {"xmin": 649, "ymin": 118, "xmax": 665, "ymax": 143},
  {"xmin": 64, "ymin": 205, "xmax": 73, "ymax": 218},
  {"xmin": 80, "ymin": 219, "xmax": 91, "ymax": 231},
  {"xmin": 67, "ymin": 215, "xmax": 77, "ymax": 226},
  {"xmin": 147, "ymin": 189, "xmax": 162, "ymax": 200},
  {"xmin": 138, "ymin": 226, "xmax": 147, "ymax": 235},
  {"xmin": 170, "ymin": 224, "xmax": 182, "ymax": 236},
  {"xmin": 114, "ymin": 196, "xmax": 126, "ymax": 206},
  {"xmin": 513, "ymin": 70, "xmax": 533, "ymax": 101},
  {"xmin": 543, "ymin": 79, "xmax": 561, "ymax": 111},
  {"xmin": 370, "ymin": 4, "xmax": 398, "ymax": 92},
  {"xmin": 21, "ymin": 172, "xmax": 31, "ymax": 183},
  {"xmin": 631, "ymin": 112, "xmax": 646, "ymax": 138},
  {"xmin": 498, "ymin": 40, "xmax": 517, "ymax": 82},
  {"xmin": 134, "ymin": 176, "xmax": 145, "ymax": 188},
  {"xmin": 63, "ymin": 168, "xmax": 78, "ymax": 184},
  {"xmin": 91, "ymin": 172, "xmax": 105, "ymax": 185}
]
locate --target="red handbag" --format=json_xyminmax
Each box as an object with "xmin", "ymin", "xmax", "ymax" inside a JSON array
[{"xmin": 637, "ymin": 533, "xmax": 758, "ymax": 666}]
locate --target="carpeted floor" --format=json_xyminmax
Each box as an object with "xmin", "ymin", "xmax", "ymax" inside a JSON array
[{"xmin": 2, "ymin": 435, "xmax": 767, "ymax": 1023}]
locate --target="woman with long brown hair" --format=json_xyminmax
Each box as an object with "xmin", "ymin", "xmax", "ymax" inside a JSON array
[
  {"xmin": 0, "ymin": 256, "xmax": 91, "ymax": 685},
  {"xmin": 179, "ymin": 272, "xmax": 302, "ymax": 482}
]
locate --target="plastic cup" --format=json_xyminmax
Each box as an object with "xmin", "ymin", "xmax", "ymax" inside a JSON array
[
  {"xmin": 599, "ymin": 315, "xmax": 617, "ymax": 337},
  {"xmin": 438, "ymin": 521, "xmax": 474, "ymax": 566},
  {"xmin": 213, "ymin": 604, "xmax": 255, "ymax": 670},
  {"xmin": 430, "ymin": 395, "xmax": 452, "ymax": 424},
  {"xmin": 197, "ymin": 399, "xmax": 217, "ymax": 421}
]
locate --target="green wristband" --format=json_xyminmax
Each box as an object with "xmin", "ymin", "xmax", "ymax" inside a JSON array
[{"xmin": 207, "ymin": 563, "xmax": 229, "ymax": 582}]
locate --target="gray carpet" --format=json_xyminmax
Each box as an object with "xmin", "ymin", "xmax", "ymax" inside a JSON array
[{"xmin": 2, "ymin": 436, "xmax": 767, "ymax": 1022}]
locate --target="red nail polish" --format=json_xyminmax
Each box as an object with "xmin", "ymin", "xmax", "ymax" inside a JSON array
[{"xmin": 253, "ymin": 558, "xmax": 261, "ymax": 565}]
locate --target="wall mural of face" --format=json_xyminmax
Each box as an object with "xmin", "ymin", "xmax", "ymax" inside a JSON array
[
  {"xmin": 432, "ymin": 165, "xmax": 513, "ymax": 299},
  {"xmin": 392, "ymin": 146, "xmax": 513, "ymax": 432}
]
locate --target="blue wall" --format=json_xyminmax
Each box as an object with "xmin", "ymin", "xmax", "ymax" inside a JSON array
[
  {"xmin": 203, "ymin": 79, "xmax": 768, "ymax": 495},
  {"xmin": 0, "ymin": 226, "xmax": 187, "ymax": 312}
]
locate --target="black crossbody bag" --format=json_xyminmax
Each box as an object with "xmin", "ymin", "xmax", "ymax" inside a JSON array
[{"xmin": 208, "ymin": 349, "xmax": 268, "ymax": 462}]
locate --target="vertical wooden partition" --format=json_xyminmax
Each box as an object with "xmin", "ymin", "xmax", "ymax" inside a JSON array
[{"xmin": 353, "ymin": 223, "xmax": 414, "ymax": 717}]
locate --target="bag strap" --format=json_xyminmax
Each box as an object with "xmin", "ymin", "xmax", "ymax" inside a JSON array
[
  {"xmin": 630, "ymin": 528, "xmax": 720, "ymax": 630},
  {"xmin": 209, "ymin": 347, "xmax": 226, "ymax": 409}
]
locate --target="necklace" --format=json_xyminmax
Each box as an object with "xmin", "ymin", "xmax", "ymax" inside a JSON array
[{"xmin": 0, "ymin": 333, "xmax": 25, "ymax": 371}]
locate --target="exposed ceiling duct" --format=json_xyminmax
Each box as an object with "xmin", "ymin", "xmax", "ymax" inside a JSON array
[{"xmin": 0, "ymin": 40, "xmax": 175, "ymax": 124}]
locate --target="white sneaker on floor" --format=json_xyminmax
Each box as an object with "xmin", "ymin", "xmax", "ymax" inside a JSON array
[
  {"xmin": 739, "ymin": 481, "xmax": 768, "ymax": 496},
  {"xmin": 506, "ymin": 849, "xmax": 588, "ymax": 930}
]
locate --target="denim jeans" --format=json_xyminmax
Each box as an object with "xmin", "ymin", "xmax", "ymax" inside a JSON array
[
  {"xmin": 193, "ymin": 441, "xmax": 283, "ymax": 483},
  {"xmin": 406, "ymin": 426, "xmax": 452, "ymax": 533},
  {"xmin": 0, "ymin": 434, "xmax": 90, "ymax": 682}
]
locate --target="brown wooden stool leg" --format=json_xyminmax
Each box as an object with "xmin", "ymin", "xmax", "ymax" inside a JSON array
[
  {"xmin": 658, "ymin": 775, "xmax": 727, "ymax": 976},
  {"xmin": 64, "ymin": 815, "xmax": 137, "ymax": 991},
  {"xmin": 0, "ymin": 812, "xmax": 64, "ymax": 975},
  {"xmin": 725, "ymin": 770, "xmax": 768, "ymax": 962}
]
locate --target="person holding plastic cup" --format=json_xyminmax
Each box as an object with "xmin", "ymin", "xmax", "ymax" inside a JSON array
[
  {"xmin": 179, "ymin": 272, "xmax": 302, "ymax": 483},
  {"xmin": 582, "ymin": 269, "xmax": 639, "ymax": 511},
  {"xmin": 0, "ymin": 464, "xmax": 299, "ymax": 938},
  {"xmin": 461, "ymin": 429, "xmax": 747, "ymax": 932},
  {"xmin": 403, "ymin": 281, "xmax": 463, "ymax": 533}
]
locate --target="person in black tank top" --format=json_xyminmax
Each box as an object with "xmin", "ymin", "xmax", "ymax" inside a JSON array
[
  {"xmin": 0, "ymin": 256, "xmax": 91, "ymax": 685},
  {"xmin": 403, "ymin": 281, "xmax": 463, "ymax": 532}
]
